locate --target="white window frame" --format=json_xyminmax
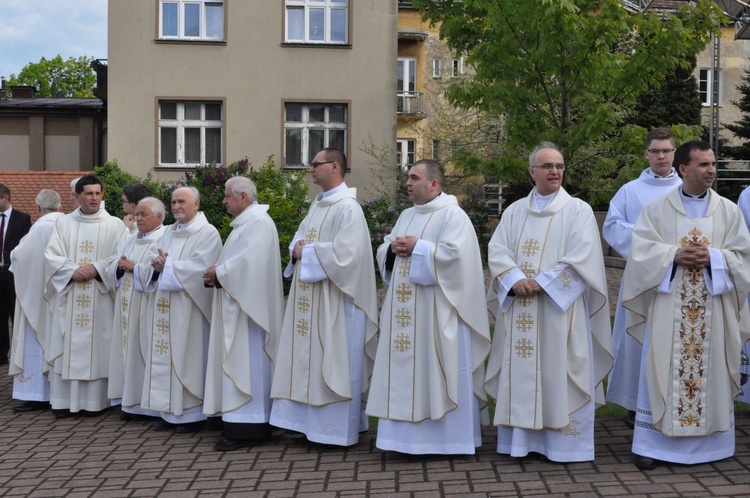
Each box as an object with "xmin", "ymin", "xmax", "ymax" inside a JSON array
[
  {"xmin": 284, "ymin": 103, "xmax": 348, "ymax": 169},
  {"xmin": 431, "ymin": 139, "xmax": 441, "ymax": 161},
  {"xmin": 432, "ymin": 58, "xmax": 442, "ymax": 79},
  {"xmin": 158, "ymin": 100, "xmax": 223, "ymax": 167},
  {"xmin": 699, "ymin": 68, "xmax": 722, "ymax": 107},
  {"xmin": 452, "ymin": 57, "xmax": 463, "ymax": 77},
  {"xmin": 285, "ymin": 0, "xmax": 349, "ymax": 45},
  {"xmin": 159, "ymin": 0, "xmax": 225, "ymax": 41},
  {"xmin": 397, "ymin": 139, "xmax": 415, "ymax": 172},
  {"xmin": 483, "ymin": 177, "xmax": 503, "ymax": 218}
]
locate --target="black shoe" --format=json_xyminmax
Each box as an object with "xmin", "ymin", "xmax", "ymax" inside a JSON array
[
  {"xmin": 213, "ymin": 437, "xmax": 253, "ymax": 451},
  {"xmin": 152, "ymin": 420, "xmax": 175, "ymax": 432},
  {"xmin": 0, "ymin": 356, "xmax": 8, "ymax": 366},
  {"xmin": 174, "ymin": 421, "xmax": 204, "ymax": 434},
  {"xmin": 633, "ymin": 455, "xmax": 658, "ymax": 470},
  {"xmin": 52, "ymin": 409, "xmax": 73, "ymax": 420},
  {"xmin": 120, "ymin": 412, "xmax": 152, "ymax": 422},
  {"xmin": 13, "ymin": 401, "xmax": 50, "ymax": 413},
  {"xmin": 626, "ymin": 410, "xmax": 636, "ymax": 428}
]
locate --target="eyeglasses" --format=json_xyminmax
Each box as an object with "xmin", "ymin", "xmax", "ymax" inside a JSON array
[
  {"xmin": 647, "ymin": 148, "xmax": 675, "ymax": 155},
  {"xmin": 533, "ymin": 163, "xmax": 566, "ymax": 171},
  {"xmin": 310, "ymin": 161, "xmax": 334, "ymax": 168}
]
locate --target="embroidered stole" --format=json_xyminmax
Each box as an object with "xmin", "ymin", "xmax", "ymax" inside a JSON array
[
  {"xmin": 63, "ymin": 223, "xmax": 105, "ymax": 380},
  {"xmin": 381, "ymin": 210, "xmax": 435, "ymax": 419},
  {"xmin": 505, "ymin": 213, "xmax": 549, "ymax": 429},
  {"xmin": 671, "ymin": 224, "xmax": 713, "ymax": 434}
]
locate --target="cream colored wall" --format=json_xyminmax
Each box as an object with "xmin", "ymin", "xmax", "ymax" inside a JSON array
[
  {"xmin": 108, "ymin": 0, "xmax": 397, "ymax": 197},
  {"xmin": 696, "ymin": 26, "xmax": 750, "ymax": 147}
]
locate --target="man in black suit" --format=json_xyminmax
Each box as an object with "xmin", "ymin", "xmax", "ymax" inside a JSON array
[{"xmin": 0, "ymin": 184, "xmax": 32, "ymax": 365}]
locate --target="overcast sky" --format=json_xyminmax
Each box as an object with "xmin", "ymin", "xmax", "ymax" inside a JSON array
[{"xmin": 0, "ymin": 0, "xmax": 108, "ymax": 80}]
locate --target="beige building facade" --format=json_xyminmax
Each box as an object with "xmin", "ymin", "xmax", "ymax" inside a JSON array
[{"xmin": 107, "ymin": 0, "xmax": 397, "ymax": 193}]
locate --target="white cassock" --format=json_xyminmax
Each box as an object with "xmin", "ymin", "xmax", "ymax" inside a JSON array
[
  {"xmin": 203, "ymin": 203, "xmax": 284, "ymax": 429},
  {"xmin": 107, "ymin": 224, "xmax": 165, "ymax": 416},
  {"xmin": 366, "ymin": 193, "xmax": 491, "ymax": 455},
  {"xmin": 485, "ymin": 188, "xmax": 613, "ymax": 462},
  {"xmin": 9, "ymin": 211, "xmax": 64, "ymax": 402},
  {"xmin": 140, "ymin": 212, "xmax": 222, "ymax": 424},
  {"xmin": 270, "ymin": 183, "xmax": 378, "ymax": 446},
  {"xmin": 44, "ymin": 208, "xmax": 126, "ymax": 412},
  {"xmin": 734, "ymin": 186, "xmax": 750, "ymax": 404},
  {"xmin": 623, "ymin": 188, "xmax": 750, "ymax": 464},
  {"xmin": 603, "ymin": 168, "xmax": 681, "ymax": 411}
]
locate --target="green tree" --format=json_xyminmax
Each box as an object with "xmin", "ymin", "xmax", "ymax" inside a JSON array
[
  {"xmin": 413, "ymin": 0, "xmax": 721, "ymax": 201},
  {"xmin": 7, "ymin": 55, "xmax": 96, "ymax": 98},
  {"xmin": 723, "ymin": 58, "xmax": 750, "ymax": 160},
  {"xmin": 626, "ymin": 55, "xmax": 702, "ymax": 129}
]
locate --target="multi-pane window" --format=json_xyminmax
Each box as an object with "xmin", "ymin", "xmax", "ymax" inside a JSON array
[
  {"xmin": 285, "ymin": 103, "xmax": 347, "ymax": 168},
  {"xmin": 699, "ymin": 68, "xmax": 722, "ymax": 106},
  {"xmin": 285, "ymin": 0, "xmax": 348, "ymax": 44},
  {"xmin": 159, "ymin": 101, "xmax": 223, "ymax": 167},
  {"xmin": 397, "ymin": 139, "xmax": 415, "ymax": 171},
  {"xmin": 452, "ymin": 57, "xmax": 463, "ymax": 77},
  {"xmin": 160, "ymin": 1, "xmax": 224, "ymax": 40},
  {"xmin": 484, "ymin": 176, "xmax": 503, "ymax": 218},
  {"xmin": 432, "ymin": 58, "xmax": 442, "ymax": 78},
  {"xmin": 431, "ymin": 139, "xmax": 441, "ymax": 161}
]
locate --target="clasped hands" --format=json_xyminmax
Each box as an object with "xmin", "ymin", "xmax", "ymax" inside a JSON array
[
  {"xmin": 118, "ymin": 256, "xmax": 135, "ymax": 273},
  {"xmin": 391, "ymin": 236, "xmax": 418, "ymax": 258},
  {"xmin": 674, "ymin": 241, "xmax": 709, "ymax": 271},
  {"xmin": 72, "ymin": 264, "xmax": 98, "ymax": 282},
  {"xmin": 512, "ymin": 278, "xmax": 542, "ymax": 297},
  {"xmin": 203, "ymin": 265, "xmax": 217, "ymax": 287}
]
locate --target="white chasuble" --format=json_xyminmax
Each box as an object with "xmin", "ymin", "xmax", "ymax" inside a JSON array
[
  {"xmin": 271, "ymin": 187, "xmax": 378, "ymax": 407},
  {"xmin": 44, "ymin": 208, "xmax": 125, "ymax": 411},
  {"xmin": 203, "ymin": 204, "xmax": 284, "ymax": 417},
  {"xmin": 486, "ymin": 188, "xmax": 613, "ymax": 431},
  {"xmin": 623, "ymin": 188, "xmax": 750, "ymax": 437},
  {"xmin": 366, "ymin": 193, "xmax": 491, "ymax": 424},
  {"xmin": 107, "ymin": 225, "xmax": 165, "ymax": 406},
  {"xmin": 141, "ymin": 212, "xmax": 222, "ymax": 416},
  {"xmin": 10, "ymin": 212, "xmax": 64, "ymax": 400}
]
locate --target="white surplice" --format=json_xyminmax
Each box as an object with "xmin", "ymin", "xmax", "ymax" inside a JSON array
[
  {"xmin": 9, "ymin": 211, "xmax": 64, "ymax": 402},
  {"xmin": 141, "ymin": 212, "xmax": 222, "ymax": 423},
  {"xmin": 44, "ymin": 208, "xmax": 126, "ymax": 412},
  {"xmin": 203, "ymin": 203, "xmax": 284, "ymax": 424},
  {"xmin": 107, "ymin": 224, "xmax": 165, "ymax": 417},
  {"xmin": 603, "ymin": 168, "xmax": 681, "ymax": 411},
  {"xmin": 486, "ymin": 188, "xmax": 613, "ymax": 462},
  {"xmin": 623, "ymin": 188, "xmax": 750, "ymax": 464},
  {"xmin": 733, "ymin": 186, "xmax": 750, "ymax": 404},
  {"xmin": 366, "ymin": 193, "xmax": 491, "ymax": 455},
  {"xmin": 270, "ymin": 184, "xmax": 378, "ymax": 446}
]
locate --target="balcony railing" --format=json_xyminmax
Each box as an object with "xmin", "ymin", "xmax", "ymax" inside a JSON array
[{"xmin": 397, "ymin": 91, "xmax": 424, "ymax": 116}]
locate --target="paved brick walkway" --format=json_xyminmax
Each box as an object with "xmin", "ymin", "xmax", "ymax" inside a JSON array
[{"xmin": 0, "ymin": 266, "xmax": 748, "ymax": 497}]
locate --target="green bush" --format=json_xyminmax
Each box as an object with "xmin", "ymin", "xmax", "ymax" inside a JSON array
[{"xmin": 94, "ymin": 160, "xmax": 164, "ymax": 220}]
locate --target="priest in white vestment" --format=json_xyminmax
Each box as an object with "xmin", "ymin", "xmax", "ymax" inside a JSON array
[
  {"xmin": 623, "ymin": 141, "xmax": 750, "ymax": 469},
  {"xmin": 486, "ymin": 142, "xmax": 613, "ymax": 463},
  {"xmin": 366, "ymin": 159, "xmax": 491, "ymax": 455},
  {"xmin": 141, "ymin": 187, "xmax": 222, "ymax": 434},
  {"xmin": 120, "ymin": 183, "xmax": 153, "ymax": 240},
  {"xmin": 734, "ymin": 185, "xmax": 750, "ymax": 405},
  {"xmin": 107, "ymin": 197, "xmax": 165, "ymax": 420},
  {"xmin": 203, "ymin": 177, "xmax": 284, "ymax": 451},
  {"xmin": 270, "ymin": 148, "xmax": 378, "ymax": 447},
  {"xmin": 9, "ymin": 190, "xmax": 63, "ymax": 412},
  {"xmin": 603, "ymin": 128, "xmax": 682, "ymax": 422},
  {"xmin": 44, "ymin": 176, "xmax": 126, "ymax": 417}
]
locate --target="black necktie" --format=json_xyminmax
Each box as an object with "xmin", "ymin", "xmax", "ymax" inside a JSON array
[{"xmin": 0, "ymin": 213, "xmax": 6, "ymax": 264}]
